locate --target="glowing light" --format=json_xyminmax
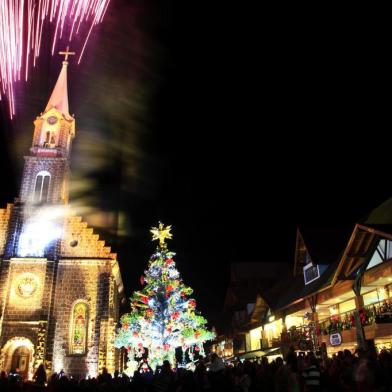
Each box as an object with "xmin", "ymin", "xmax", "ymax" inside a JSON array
[
  {"xmin": 0, "ymin": 0, "xmax": 111, "ymax": 117},
  {"xmin": 249, "ymin": 327, "xmax": 262, "ymax": 351},
  {"xmin": 17, "ymin": 205, "xmax": 66, "ymax": 257},
  {"xmin": 18, "ymin": 220, "xmax": 62, "ymax": 257},
  {"xmin": 329, "ymin": 305, "xmax": 338, "ymax": 315},
  {"xmin": 86, "ymin": 363, "xmax": 98, "ymax": 378},
  {"xmin": 150, "ymin": 222, "xmax": 173, "ymax": 248}
]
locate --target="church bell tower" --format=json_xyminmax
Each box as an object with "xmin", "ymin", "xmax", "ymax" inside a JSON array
[{"xmin": 19, "ymin": 48, "xmax": 76, "ymax": 205}]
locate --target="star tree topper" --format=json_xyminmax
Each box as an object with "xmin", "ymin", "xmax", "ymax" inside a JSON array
[{"xmin": 150, "ymin": 222, "xmax": 173, "ymax": 248}]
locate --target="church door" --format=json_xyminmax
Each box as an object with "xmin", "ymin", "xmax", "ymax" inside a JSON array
[{"xmin": 11, "ymin": 346, "xmax": 31, "ymax": 379}]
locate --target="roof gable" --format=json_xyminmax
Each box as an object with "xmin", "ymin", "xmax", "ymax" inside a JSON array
[{"xmin": 333, "ymin": 224, "xmax": 392, "ymax": 282}]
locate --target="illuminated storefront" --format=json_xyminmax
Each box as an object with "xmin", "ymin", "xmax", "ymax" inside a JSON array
[{"xmin": 217, "ymin": 224, "xmax": 392, "ymax": 361}]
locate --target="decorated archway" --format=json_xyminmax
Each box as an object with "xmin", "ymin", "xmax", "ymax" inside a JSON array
[{"xmin": 0, "ymin": 337, "xmax": 35, "ymax": 380}]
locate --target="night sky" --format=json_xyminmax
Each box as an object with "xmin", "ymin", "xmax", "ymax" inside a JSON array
[{"xmin": 0, "ymin": 2, "xmax": 390, "ymax": 326}]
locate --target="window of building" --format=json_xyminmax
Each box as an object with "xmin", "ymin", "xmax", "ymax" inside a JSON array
[
  {"xmin": 388, "ymin": 284, "xmax": 392, "ymax": 297},
  {"xmin": 339, "ymin": 299, "xmax": 356, "ymax": 314},
  {"xmin": 34, "ymin": 171, "xmax": 50, "ymax": 202},
  {"xmin": 285, "ymin": 315, "xmax": 305, "ymax": 329},
  {"xmin": 249, "ymin": 326, "xmax": 263, "ymax": 351},
  {"xmin": 43, "ymin": 130, "xmax": 56, "ymax": 148},
  {"xmin": 70, "ymin": 302, "xmax": 88, "ymax": 355},
  {"xmin": 303, "ymin": 263, "xmax": 320, "ymax": 285},
  {"xmin": 363, "ymin": 289, "xmax": 388, "ymax": 306},
  {"xmin": 367, "ymin": 239, "xmax": 392, "ymax": 270},
  {"xmin": 263, "ymin": 319, "xmax": 283, "ymax": 345}
]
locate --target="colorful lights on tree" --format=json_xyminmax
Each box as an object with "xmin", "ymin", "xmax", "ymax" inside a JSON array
[{"xmin": 115, "ymin": 222, "xmax": 215, "ymax": 370}]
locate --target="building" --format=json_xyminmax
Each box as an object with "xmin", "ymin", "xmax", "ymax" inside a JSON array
[
  {"xmin": 0, "ymin": 51, "xmax": 124, "ymax": 379},
  {"xmin": 212, "ymin": 261, "xmax": 289, "ymax": 360},
  {"xmin": 217, "ymin": 220, "xmax": 392, "ymax": 361}
]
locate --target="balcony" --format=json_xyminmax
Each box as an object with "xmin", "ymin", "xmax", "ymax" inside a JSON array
[
  {"xmin": 261, "ymin": 326, "xmax": 314, "ymax": 351},
  {"xmin": 318, "ymin": 309, "xmax": 357, "ymax": 336},
  {"xmin": 364, "ymin": 298, "xmax": 392, "ymax": 324},
  {"xmin": 318, "ymin": 298, "xmax": 392, "ymax": 336}
]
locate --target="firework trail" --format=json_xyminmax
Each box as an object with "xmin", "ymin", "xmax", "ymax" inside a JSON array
[{"xmin": 0, "ymin": 0, "xmax": 111, "ymax": 118}]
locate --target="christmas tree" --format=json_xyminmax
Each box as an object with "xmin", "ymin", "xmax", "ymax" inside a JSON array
[{"xmin": 115, "ymin": 222, "xmax": 215, "ymax": 370}]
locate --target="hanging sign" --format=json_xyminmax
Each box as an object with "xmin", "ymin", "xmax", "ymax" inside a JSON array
[{"xmin": 329, "ymin": 332, "xmax": 342, "ymax": 346}]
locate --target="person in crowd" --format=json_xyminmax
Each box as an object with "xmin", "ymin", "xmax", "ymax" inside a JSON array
[
  {"xmin": 301, "ymin": 353, "xmax": 321, "ymax": 392},
  {"xmin": 208, "ymin": 353, "xmax": 225, "ymax": 373},
  {"xmin": 194, "ymin": 359, "xmax": 211, "ymax": 391},
  {"xmin": 354, "ymin": 349, "xmax": 376, "ymax": 392},
  {"xmin": 153, "ymin": 359, "xmax": 175, "ymax": 392},
  {"xmin": 208, "ymin": 353, "xmax": 225, "ymax": 391},
  {"xmin": 234, "ymin": 361, "xmax": 252, "ymax": 392},
  {"xmin": 98, "ymin": 367, "xmax": 112, "ymax": 384},
  {"xmin": 33, "ymin": 363, "xmax": 47, "ymax": 386}
]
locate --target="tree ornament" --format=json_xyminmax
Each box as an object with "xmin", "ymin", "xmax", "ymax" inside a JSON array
[
  {"xmin": 150, "ymin": 222, "xmax": 173, "ymax": 249},
  {"xmin": 188, "ymin": 299, "xmax": 196, "ymax": 308},
  {"xmin": 172, "ymin": 311, "xmax": 180, "ymax": 320}
]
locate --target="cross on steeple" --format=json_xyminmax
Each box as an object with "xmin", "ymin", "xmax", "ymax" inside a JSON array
[{"xmin": 59, "ymin": 46, "xmax": 75, "ymax": 63}]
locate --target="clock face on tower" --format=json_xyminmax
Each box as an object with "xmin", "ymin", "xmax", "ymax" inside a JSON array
[{"xmin": 47, "ymin": 116, "xmax": 58, "ymax": 125}]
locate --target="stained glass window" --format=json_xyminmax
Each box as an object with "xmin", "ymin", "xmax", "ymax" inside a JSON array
[{"xmin": 70, "ymin": 302, "xmax": 88, "ymax": 354}]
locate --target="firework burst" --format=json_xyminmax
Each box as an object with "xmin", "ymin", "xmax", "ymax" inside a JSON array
[{"xmin": 0, "ymin": 0, "xmax": 111, "ymax": 118}]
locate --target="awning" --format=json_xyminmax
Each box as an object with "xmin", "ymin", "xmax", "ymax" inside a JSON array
[
  {"xmin": 238, "ymin": 349, "xmax": 266, "ymax": 359},
  {"xmin": 243, "ymin": 347, "xmax": 281, "ymax": 358},
  {"xmin": 238, "ymin": 350, "xmax": 265, "ymax": 359},
  {"xmin": 232, "ymin": 347, "xmax": 281, "ymax": 361},
  {"xmin": 263, "ymin": 347, "xmax": 281, "ymax": 356}
]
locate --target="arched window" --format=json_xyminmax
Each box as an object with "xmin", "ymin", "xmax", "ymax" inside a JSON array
[
  {"xmin": 70, "ymin": 302, "xmax": 89, "ymax": 355},
  {"xmin": 43, "ymin": 130, "xmax": 56, "ymax": 148},
  {"xmin": 34, "ymin": 171, "xmax": 50, "ymax": 202}
]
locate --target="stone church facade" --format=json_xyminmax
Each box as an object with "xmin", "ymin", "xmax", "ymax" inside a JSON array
[{"xmin": 0, "ymin": 55, "xmax": 124, "ymax": 379}]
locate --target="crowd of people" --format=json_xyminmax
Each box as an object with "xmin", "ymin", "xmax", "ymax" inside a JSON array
[{"xmin": 1, "ymin": 348, "xmax": 392, "ymax": 392}]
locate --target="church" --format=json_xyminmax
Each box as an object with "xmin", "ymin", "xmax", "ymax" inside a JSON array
[{"xmin": 0, "ymin": 50, "xmax": 124, "ymax": 379}]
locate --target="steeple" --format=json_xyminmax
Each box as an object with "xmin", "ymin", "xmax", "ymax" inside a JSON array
[
  {"xmin": 44, "ymin": 47, "xmax": 75, "ymax": 119},
  {"xmin": 19, "ymin": 47, "xmax": 77, "ymax": 205}
]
